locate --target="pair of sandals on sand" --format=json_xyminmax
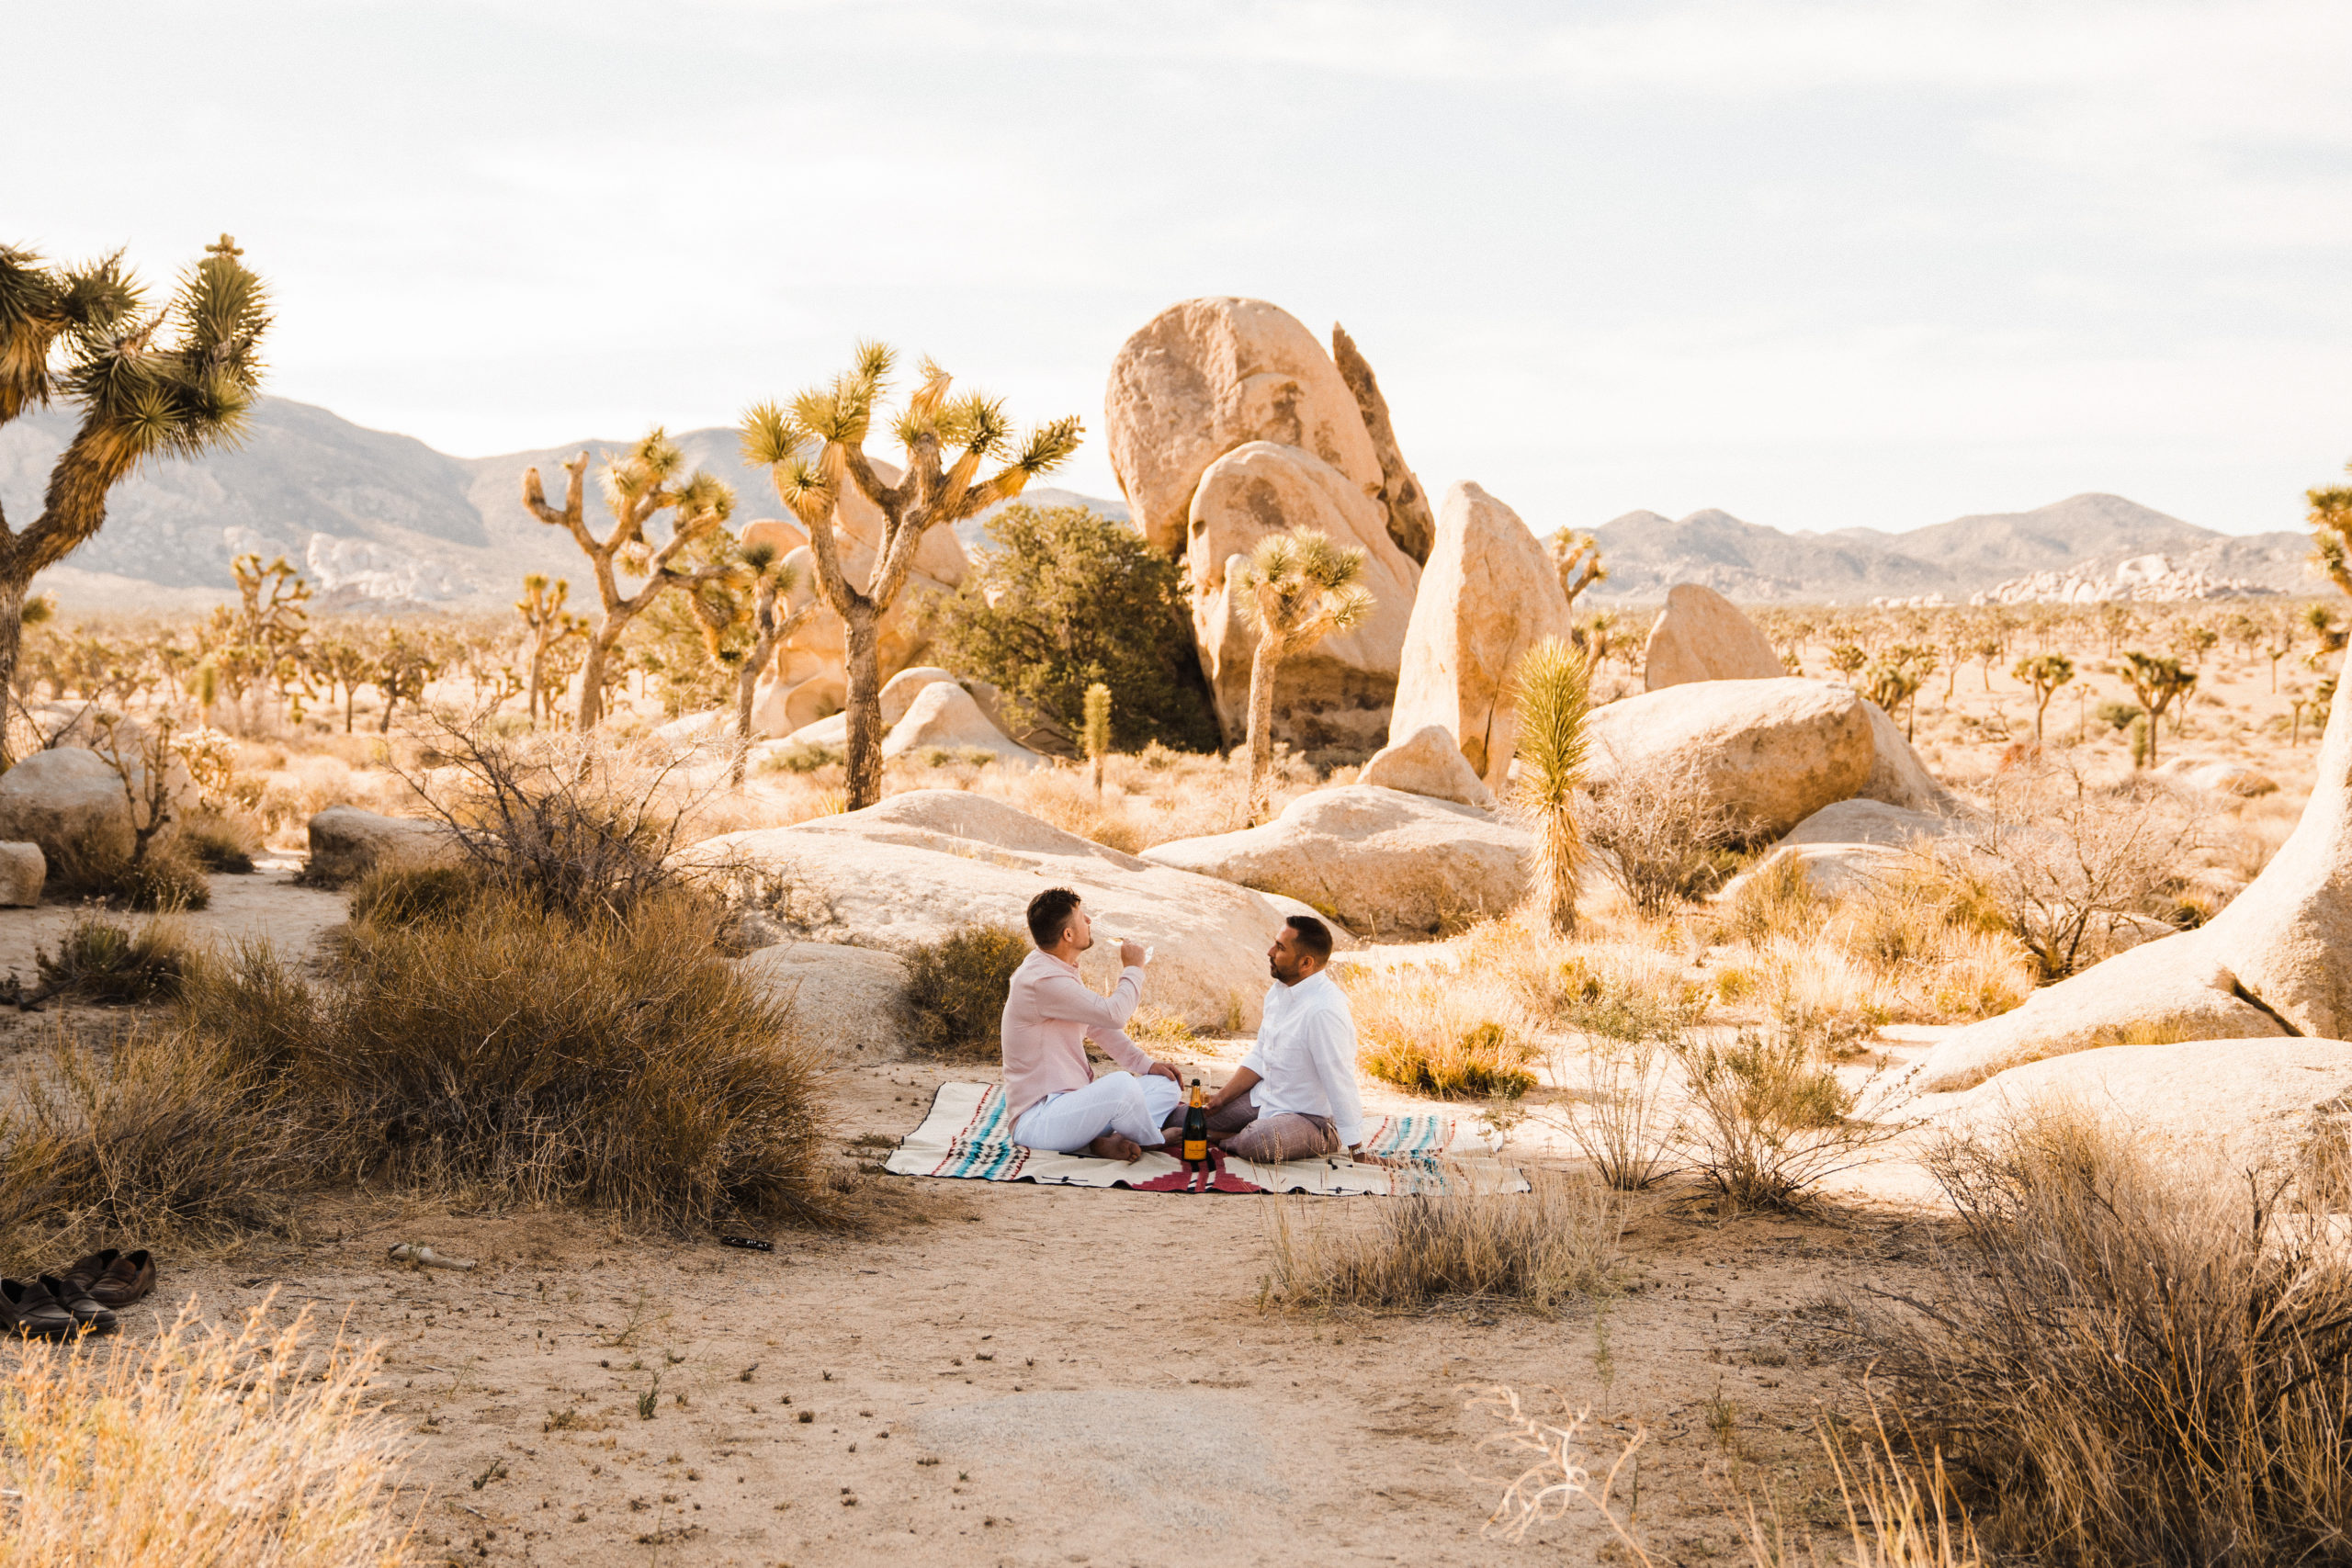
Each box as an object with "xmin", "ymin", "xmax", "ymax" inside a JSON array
[{"xmin": 1, "ymin": 1248, "xmax": 157, "ymax": 1338}]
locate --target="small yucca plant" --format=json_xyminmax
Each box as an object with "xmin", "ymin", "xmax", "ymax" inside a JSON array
[
  {"xmin": 1506, "ymin": 637, "xmax": 1591, "ymax": 935},
  {"xmin": 1083, "ymin": 681, "xmax": 1112, "ymax": 795}
]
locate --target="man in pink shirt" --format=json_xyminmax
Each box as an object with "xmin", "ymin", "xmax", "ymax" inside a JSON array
[{"xmin": 1002, "ymin": 886, "xmax": 1185, "ymax": 1162}]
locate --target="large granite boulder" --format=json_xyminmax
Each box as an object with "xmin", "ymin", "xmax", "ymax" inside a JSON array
[
  {"xmin": 1715, "ymin": 797, "xmax": 1962, "ymax": 902},
  {"xmin": 1642, "ymin": 584, "xmax": 1783, "ymax": 690},
  {"xmin": 2155, "ymin": 755, "xmax": 2280, "ymax": 797},
  {"xmin": 880, "ymin": 667, "xmax": 958, "ymax": 727},
  {"xmin": 1919, "ymin": 642, "xmax": 2352, "ymax": 1093},
  {"xmin": 736, "ymin": 943, "xmax": 910, "ymax": 1056},
  {"xmin": 1356, "ymin": 724, "xmax": 1497, "ymax": 809},
  {"xmin": 1330, "ymin": 322, "xmax": 1436, "ymax": 564},
  {"xmin": 1106, "ymin": 298, "xmax": 1385, "ymax": 555},
  {"xmin": 1584, "ymin": 678, "xmax": 1874, "ymax": 841},
  {"xmin": 1143, "ymin": 784, "xmax": 1529, "ymax": 936},
  {"xmin": 1187, "ymin": 441, "xmax": 1421, "ymax": 750},
  {"xmin": 0, "ymin": 841, "xmax": 44, "ymax": 906},
  {"xmin": 879, "ymin": 683, "xmax": 1046, "ymax": 771},
  {"xmin": 678, "ymin": 791, "xmax": 1342, "ymax": 1031},
  {"xmin": 1859, "ymin": 699, "xmax": 1962, "ymax": 814},
  {"xmin": 1924, "ymin": 1038, "xmax": 2352, "ymax": 1176},
  {"xmin": 1779, "ymin": 797, "xmax": 1958, "ymax": 850},
  {"xmin": 0, "ymin": 748, "xmax": 141, "ymax": 867},
  {"xmin": 304, "ymin": 806, "xmax": 463, "ymax": 886},
  {"xmin": 1387, "ymin": 482, "xmax": 1575, "ymax": 791}
]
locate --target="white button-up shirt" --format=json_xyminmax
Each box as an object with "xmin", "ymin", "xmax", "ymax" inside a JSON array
[{"xmin": 1240, "ymin": 970, "xmax": 1368, "ymax": 1147}]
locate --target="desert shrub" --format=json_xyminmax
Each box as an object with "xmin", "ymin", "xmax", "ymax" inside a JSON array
[
  {"xmin": 1582, "ymin": 753, "xmax": 1739, "ymax": 915},
  {"xmin": 46, "ymin": 836, "xmax": 212, "ymax": 912},
  {"xmin": 1552, "ymin": 1037, "xmax": 1683, "ymax": 1191},
  {"xmin": 1861, "ymin": 1111, "xmax": 2352, "ymax": 1566},
  {"xmin": 1947, "ymin": 764, "xmax": 2199, "ymax": 981},
  {"xmin": 1344, "ymin": 966, "xmax": 1539, "ymax": 1099},
  {"xmin": 1712, "ymin": 852, "xmax": 1819, "ymax": 948},
  {"xmin": 176, "ymin": 811, "xmax": 260, "ymax": 874},
  {"xmin": 0, "ymin": 1303, "xmax": 412, "ymax": 1567},
  {"xmin": 186, "ymin": 887, "xmax": 838, "ymax": 1229},
  {"xmin": 927, "ymin": 502, "xmax": 1221, "ymax": 752},
  {"xmin": 982, "ymin": 767, "xmax": 1149, "ymax": 853},
  {"xmin": 1125, "ymin": 1004, "xmax": 1195, "ymax": 1049},
  {"xmin": 0, "ymin": 1028, "xmax": 295, "ymax": 1264},
  {"xmin": 401, "ymin": 725, "xmax": 707, "ymax": 923},
  {"xmin": 1263, "ymin": 1172, "xmax": 1631, "ymax": 1315},
  {"xmin": 35, "ymin": 911, "xmax": 192, "ymax": 1004},
  {"xmin": 901, "ymin": 922, "xmax": 1030, "ymax": 1058},
  {"xmin": 1670, "ymin": 1027, "xmax": 1901, "ymax": 1213},
  {"xmin": 344, "ymin": 863, "xmax": 484, "ymax": 929}
]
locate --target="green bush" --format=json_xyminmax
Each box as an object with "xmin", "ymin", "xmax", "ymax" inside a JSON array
[
  {"xmin": 901, "ymin": 922, "xmax": 1031, "ymax": 1057},
  {"xmin": 345, "ymin": 863, "xmax": 484, "ymax": 929},
  {"xmin": 926, "ymin": 504, "xmax": 1220, "ymax": 752},
  {"xmin": 47, "ymin": 836, "xmax": 213, "ymax": 912},
  {"xmin": 180, "ymin": 812, "xmax": 261, "ymax": 874}
]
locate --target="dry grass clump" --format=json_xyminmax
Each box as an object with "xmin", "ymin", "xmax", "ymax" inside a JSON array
[
  {"xmin": 1861, "ymin": 1110, "xmax": 2352, "ymax": 1566},
  {"xmin": 0, "ymin": 1302, "xmax": 412, "ymax": 1567},
  {"xmin": 176, "ymin": 886, "xmax": 838, "ymax": 1229},
  {"xmin": 1264, "ymin": 1171, "xmax": 1632, "ymax": 1316},
  {"xmin": 1342, "ymin": 963, "xmax": 1541, "ymax": 1100},
  {"xmin": 900, "ymin": 922, "xmax": 1030, "ymax": 1058},
  {"xmin": 46, "ymin": 834, "xmax": 213, "ymax": 911},
  {"xmin": 1670, "ymin": 1023, "xmax": 1907, "ymax": 1213},
  {"xmin": 34, "ymin": 910, "xmax": 193, "ymax": 1004},
  {"xmin": 0, "ymin": 1027, "xmax": 295, "ymax": 1269}
]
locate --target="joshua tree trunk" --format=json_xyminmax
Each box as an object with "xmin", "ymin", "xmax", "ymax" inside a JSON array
[
  {"xmin": 1245, "ymin": 630, "xmax": 1285, "ymax": 821},
  {"xmin": 842, "ymin": 605, "xmax": 886, "ymax": 807},
  {"xmin": 0, "ymin": 575, "xmax": 28, "ymax": 749},
  {"xmin": 577, "ymin": 627, "xmax": 619, "ymax": 731}
]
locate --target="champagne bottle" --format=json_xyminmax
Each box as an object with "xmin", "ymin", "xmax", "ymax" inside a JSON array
[{"xmin": 1182, "ymin": 1079, "xmax": 1210, "ymax": 1187}]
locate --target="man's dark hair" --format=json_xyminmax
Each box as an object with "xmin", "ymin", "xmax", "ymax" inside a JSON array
[
  {"xmin": 1284, "ymin": 914, "xmax": 1333, "ymax": 963},
  {"xmin": 1027, "ymin": 886, "xmax": 1084, "ymax": 949}
]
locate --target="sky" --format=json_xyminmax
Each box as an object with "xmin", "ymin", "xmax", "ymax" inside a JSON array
[{"xmin": 11, "ymin": 0, "xmax": 2352, "ymax": 537}]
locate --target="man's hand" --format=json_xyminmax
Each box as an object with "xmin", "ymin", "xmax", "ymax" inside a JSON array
[
  {"xmin": 1119, "ymin": 940, "xmax": 1148, "ymax": 967},
  {"xmin": 1148, "ymin": 1061, "xmax": 1183, "ymax": 1084}
]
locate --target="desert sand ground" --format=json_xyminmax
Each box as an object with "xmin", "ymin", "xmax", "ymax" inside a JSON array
[{"xmin": 0, "ymin": 631, "xmax": 2329, "ymax": 1566}]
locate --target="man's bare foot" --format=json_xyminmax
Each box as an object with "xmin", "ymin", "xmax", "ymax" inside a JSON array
[{"xmin": 1086, "ymin": 1134, "xmax": 1146, "ymax": 1162}]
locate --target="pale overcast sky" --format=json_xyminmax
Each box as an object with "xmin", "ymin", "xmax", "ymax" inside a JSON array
[{"xmin": 12, "ymin": 0, "xmax": 2352, "ymax": 536}]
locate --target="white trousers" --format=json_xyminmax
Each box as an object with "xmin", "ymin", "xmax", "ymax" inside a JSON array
[{"xmin": 1012, "ymin": 1072, "xmax": 1182, "ymax": 1155}]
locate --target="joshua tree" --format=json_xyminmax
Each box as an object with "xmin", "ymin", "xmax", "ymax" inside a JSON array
[
  {"xmin": 1506, "ymin": 637, "xmax": 1592, "ymax": 936},
  {"xmin": 2265, "ymin": 614, "xmax": 2295, "ymax": 693},
  {"xmin": 2120, "ymin": 650, "xmax": 2195, "ymax": 766},
  {"xmin": 1548, "ymin": 529, "xmax": 1606, "ymax": 612},
  {"xmin": 2306, "ymin": 459, "xmax": 2352, "ymax": 596},
  {"xmin": 0, "ymin": 236, "xmax": 269, "ymax": 757},
  {"xmin": 1827, "ymin": 642, "xmax": 1869, "ymax": 682},
  {"xmin": 310, "ymin": 635, "xmax": 373, "ymax": 734},
  {"xmin": 741, "ymin": 344, "xmax": 1082, "ymax": 810},
  {"xmin": 677, "ymin": 539, "xmax": 814, "ymax": 786},
  {"xmin": 1083, "ymin": 682, "xmax": 1113, "ymax": 795},
  {"xmin": 523, "ymin": 429, "xmax": 737, "ymax": 730},
  {"xmin": 1232, "ymin": 529, "xmax": 1373, "ymax": 820},
  {"xmin": 514, "ymin": 573, "xmax": 590, "ymax": 728},
  {"xmin": 2013, "ymin": 652, "xmax": 2075, "ymax": 741}
]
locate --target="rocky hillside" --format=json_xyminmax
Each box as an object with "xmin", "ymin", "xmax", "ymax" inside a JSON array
[
  {"xmin": 1591, "ymin": 494, "xmax": 2313, "ymax": 604},
  {"xmin": 0, "ymin": 398, "xmax": 1126, "ymax": 612}
]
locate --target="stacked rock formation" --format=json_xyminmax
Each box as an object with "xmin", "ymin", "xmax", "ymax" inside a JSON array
[{"xmin": 1105, "ymin": 298, "xmax": 1430, "ymax": 750}]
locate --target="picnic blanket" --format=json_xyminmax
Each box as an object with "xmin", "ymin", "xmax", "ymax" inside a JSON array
[{"xmin": 885, "ymin": 1081, "xmax": 1529, "ymax": 1196}]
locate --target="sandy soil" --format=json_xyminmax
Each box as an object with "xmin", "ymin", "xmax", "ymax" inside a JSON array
[
  {"xmin": 0, "ymin": 882, "xmax": 1951, "ymax": 1568},
  {"xmin": 0, "ymin": 637, "xmax": 2323, "ymax": 1565}
]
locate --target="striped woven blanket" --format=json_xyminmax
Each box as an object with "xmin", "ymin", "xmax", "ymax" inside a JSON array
[{"xmin": 885, "ymin": 1081, "xmax": 1529, "ymax": 1196}]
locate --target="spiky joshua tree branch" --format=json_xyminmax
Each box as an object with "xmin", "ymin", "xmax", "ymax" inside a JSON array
[
  {"xmin": 0, "ymin": 235, "xmax": 270, "ymax": 760},
  {"xmin": 740, "ymin": 343, "xmax": 1082, "ymax": 810}
]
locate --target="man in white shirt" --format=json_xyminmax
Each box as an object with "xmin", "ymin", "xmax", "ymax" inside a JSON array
[
  {"xmin": 1001, "ymin": 886, "xmax": 1186, "ymax": 1162},
  {"xmin": 1193, "ymin": 915, "xmax": 1383, "ymax": 1165}
]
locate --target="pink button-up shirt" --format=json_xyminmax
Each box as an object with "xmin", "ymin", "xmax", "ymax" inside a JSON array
[{"xmin": 1001, "ymin": 949, "xmax": 1152, "ymax": 1124}]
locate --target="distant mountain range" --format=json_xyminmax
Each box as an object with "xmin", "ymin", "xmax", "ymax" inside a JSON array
[
  {"xmin": 0, "ymin": 396, "xmax": 2317, "ymax": 611},
  {"xmin": 0, "ymin": 397, "xmax": 1127, "ymax": 613},
  {"xmin": 1589, "ymin": 494, "xmax": 2315, "ymax": 604}
]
